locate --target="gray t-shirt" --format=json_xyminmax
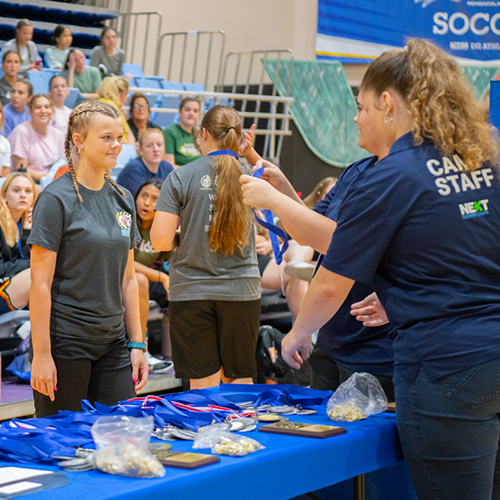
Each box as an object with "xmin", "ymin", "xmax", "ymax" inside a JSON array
[
  {"xmin": 0, "ymin": 77, "xmax": 13, "ymax": 106},
  {"xmin": 90, "ymin": 45, "xmax": 125, "ymax": 76},
  {"xmin": 156, "ymin": 156, "xmax": 261, "ymax": 301},
  {"xmin": 28, "ymin": 173, "xmax": 140, "ymax": 342}
]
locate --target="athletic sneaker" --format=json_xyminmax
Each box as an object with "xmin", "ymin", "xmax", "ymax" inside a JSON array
[
  {"xmin": 284, "ymin": 260, "xmax": 316, "ymax": 283},
  {"xmin": 144, "ymin": 351, "xmax": 174, "ymax": 374}
]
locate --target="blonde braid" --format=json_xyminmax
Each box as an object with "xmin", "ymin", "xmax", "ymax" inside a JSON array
[
  {"xmin": 64, "ymin": 116, "xmax": 83, "ymax": 202},
  {"xmin": 66, "ymin": 100, "xmax": 123, "ymax": 202},
  {"xmin": 104, "ymin": 172, "xmax": 126, "ymax": 198}
]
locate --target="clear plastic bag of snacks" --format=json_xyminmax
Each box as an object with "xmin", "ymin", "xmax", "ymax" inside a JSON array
[
  {"xmin": 193, "ymin": 425, "xmax": 264, "ymax": 457},
  {"xmin": 91, "ymin": 415, "xmax": 165, "ymax": 478},
  {"xmin": 327, "ymin": 372, "xmax": 388, "ymax": 422}
]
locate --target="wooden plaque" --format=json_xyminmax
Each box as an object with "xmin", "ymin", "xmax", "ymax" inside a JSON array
[
  {"xmin": 158, "ymin": 451, "xmax": 220, "ymax": 470},
  {"xmin": 385, "ymin": 402, "xmax": 396, "ymax": 413},
  {"xmin": 259, "ymin": 422, "xmax": 347, "ymax": 439}
]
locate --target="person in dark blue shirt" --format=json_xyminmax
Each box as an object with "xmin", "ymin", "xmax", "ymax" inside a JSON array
[
  {"xmin": 242, "ymin": 39, "xmax": 500, "ymax": 500},
  {"xmin": 117, "ymin": 128, "xmax": 173, "ymax": 195},
  {"xmin": 239, "ymin": 156, "xmax": 394, "ymax": 397}
]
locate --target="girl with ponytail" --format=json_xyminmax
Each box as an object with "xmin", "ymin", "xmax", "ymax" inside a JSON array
[
  {"xmin": 29, "ymin": 100, "xmax": 148, "ymax": 417},
  {"xmin": 151, "ymin": 105, "xmax": 261, "ymax": 389}
]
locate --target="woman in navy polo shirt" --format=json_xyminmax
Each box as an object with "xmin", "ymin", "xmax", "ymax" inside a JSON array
[{"xmin": 242, "ymin": 38, "xmax": 500, "ymax": 499}]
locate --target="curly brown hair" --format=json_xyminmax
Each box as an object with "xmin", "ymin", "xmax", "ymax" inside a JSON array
[{"xmin": 361, "ymin": 38, "xmax": 499, "ymax": 172}]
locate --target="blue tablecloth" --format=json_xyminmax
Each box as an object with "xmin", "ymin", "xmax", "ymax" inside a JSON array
[{"xmin": 6, "ymin": 385, "xmax": 407, "ymax": 500}]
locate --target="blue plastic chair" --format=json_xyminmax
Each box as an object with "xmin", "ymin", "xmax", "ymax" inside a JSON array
[
  {"xmin": 135, "ymin": 78, "xmax": 161, "ymax": 90},
  {"xmin": 116, "ymin": 144, "xmax": 137, "ymax": 167},
  {"xmin": 122, "ymin": 63, "xmax": 144, "ymax": 78},
  {"xmin": 65, "ymin": 88, "xmax": 81, "ymax": 109},
  {"xmin": 151, "ymin": 95, "xmax": 181, "ymax": 128},
  {"xmin": 161, "ymin": 81, "xmax": 184, "ymax": 91},
  {"xmin": 27, "ymin": 71, "xmax": 52, "ymax": 95},
  {"xmin": 183, "ymin": 83, "xmax": 205, "ymax": 92}
]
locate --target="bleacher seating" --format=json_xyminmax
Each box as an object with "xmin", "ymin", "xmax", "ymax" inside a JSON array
[
  {"xmin": 0, "ymin": 0, "xmax": 117, "ymax": 27},
  {"xmin": 0, "ymin": 17, "xmax": 101, "ymax": 49}
]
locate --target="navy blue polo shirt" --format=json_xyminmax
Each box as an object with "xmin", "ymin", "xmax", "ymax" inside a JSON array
[
  {"xmin": 313, "ymin": 157, "xmax": 394, "ymax": 377},
  {"xmin": 117, "ymin": 158, "xmax": 174, "ymax": 196},
  {"xmin": 322, "ymin": 132, "xmax": 500, "ymax": 381}
]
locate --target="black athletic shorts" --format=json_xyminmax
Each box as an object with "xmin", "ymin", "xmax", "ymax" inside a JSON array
[
  {"xmin": 169, "ymin": 299, "xmax": 261, "ymax": 379},
  {"xmin": 31, "ymin": 334, "xmax": 136, "ymax": 418}
]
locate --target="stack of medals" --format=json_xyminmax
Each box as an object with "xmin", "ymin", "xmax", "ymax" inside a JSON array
[
  {"xmin": 54, "ymin": 448, "xmax": 96, "ymax": 472},
  {"xmin": 233, "ymin": 401, "xmax": 318, "ymax": 423}
]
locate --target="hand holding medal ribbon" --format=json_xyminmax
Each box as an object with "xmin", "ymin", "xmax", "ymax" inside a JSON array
[{"xmin": 251, "ymin": 166, "xmax": 289, "ymax": 265}]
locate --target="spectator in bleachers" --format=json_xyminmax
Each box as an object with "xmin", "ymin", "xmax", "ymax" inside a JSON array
[
  {"xmin": 97, "ymin": 76, "xmax": 134, "ymax": 144},
  {"xmin": 127, "ymin": 93, "xmax": 159, "ymax": 143},
  {"xmin": 0, "ymin": 172, "xmax": 36, "ymax": 314},
  {"xmin": 44, "ymin": 25, "xmax": 72, "ymax": 70},
  {"xmin": 162, "ymin": 97, "xmax": 202, "ymax": 168},
  {"xmin": 0, "ymin": 103, "xmax": 12, "ymax": 176},
  {"xmin": 3, "ymin": 79, "xmax": 32, "ymax": 137},
  {"xmin": 151, "ymin": 105, "xmax": 261, "ymax": 389},
  {"xmin": 133, "ymin": 179, "xmax": 173, "ymax": 373},
  {"xmin": 1, "ymin": 19, "xmax": 41, "ymax": 78},
  {"xmin": 48, "ymin": 75, "xmax": 71, "ymax": 134},
  {"xmin": 117, "ymin": 128, "xmax": 173, "ymax": 196},
  {"xmin": 90, "ymin": 27, "xmax": 125, "ymax": 77},
  {"xmin": 0, "ymin": 51, "xmax": 21, "ymax": 107},
  {"xmin": 63, "ymin": 49, "xmax": 102, "ymax": 100},
  {"xmin": 9, "ymin": 94, "xmax": 65, "ymax": 181}
]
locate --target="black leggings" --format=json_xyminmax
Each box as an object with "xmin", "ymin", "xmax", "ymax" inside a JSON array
[{"xmin": 32, "ymin": 335, "xmax": 136, "ymax": 418}]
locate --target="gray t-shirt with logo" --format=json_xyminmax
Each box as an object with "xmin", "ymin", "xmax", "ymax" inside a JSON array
[
  {"xmin": 28, "ymin": 173, "xmax": 139, "ymax": 342},
  {"xmin": 155, "ymin": 156, "xmax": 261, "ymax": 301}
]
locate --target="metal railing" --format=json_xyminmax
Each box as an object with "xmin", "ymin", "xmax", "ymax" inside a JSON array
[
  {"xmin": 220, "ymin": 49, "xmax": 294, "ymax": 97},
  {"xmin": 219, "ymin": 49, "xmax": 294, "ymax": 161},
  {"xmin": 124, "ymin": 87, "xmax": 293, "ymax": 161},
  {"xmin": 154, "ymin": 30, "xmax": 225, "ymax": 89},
  {"xmin": 116, "ymin": 11, "xmax": 163, "ymax": 75}
]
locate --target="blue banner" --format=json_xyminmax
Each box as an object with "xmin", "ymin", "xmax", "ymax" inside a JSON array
[{"xmin": 317, "ymin": 0, "xmax": 500, "ymax": 63}]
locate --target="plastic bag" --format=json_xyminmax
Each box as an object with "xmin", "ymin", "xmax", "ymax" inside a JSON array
[
  {"xmin": 193, "ymin": 426, "xmax": 264, "ymax": 456},
  {"xmin": 91, "ymin": 415, "xmax": 165, "ymax": 478},
  {"xmin": 327, "ymin": 372, "xmax": 388, "ymax": 422}
]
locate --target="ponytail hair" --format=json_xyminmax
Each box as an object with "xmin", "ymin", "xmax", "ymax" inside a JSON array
[
  {"xmin": 201, "ymin": 105, "xmax": 250, "ymax": 255},
  {"xmin": 361, "ymin": 38, "xmax": 499, "ymax": 171}
]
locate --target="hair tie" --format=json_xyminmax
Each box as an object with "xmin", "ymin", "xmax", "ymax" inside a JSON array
[{"xmin": 226, "ymin": 127, "xmax": 235, "ymax": 134}]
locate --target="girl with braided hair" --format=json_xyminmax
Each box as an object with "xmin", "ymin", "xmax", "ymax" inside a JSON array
[
  {"xmin": 151, "ymin": 105, "xmax": 261, "ymax": 389},
  {"xmin": 29, "ymin": 100, "xmax": 148, "ymax": 417}
]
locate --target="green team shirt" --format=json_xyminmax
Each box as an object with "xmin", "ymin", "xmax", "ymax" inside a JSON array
[
  {"xmin": 162, "ymin": 123, "xmax": 202, "ymax": 166},
  {"xmin": 62, "ymin": 66, "xmax": 102, "ymax": 95},
  {"xmin": 134, "ymin": 227, "xmax": 160, "ymax": 268}
]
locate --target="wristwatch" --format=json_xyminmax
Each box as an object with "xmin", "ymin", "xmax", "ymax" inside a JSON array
[{"xmin": 127, "ymin": 341, "xmax": 147, "ymax": 351}]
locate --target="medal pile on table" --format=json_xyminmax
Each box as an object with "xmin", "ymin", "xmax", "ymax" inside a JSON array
[{"xmin": 0, "ymin": 385, "xmax": 331, "ymax": 473}]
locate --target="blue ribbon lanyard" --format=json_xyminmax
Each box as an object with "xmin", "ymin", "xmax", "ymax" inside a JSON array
[
  {"xmin": 252, "ymin": 166, "xmax": 289, "ymax": 265},
  {"xmin": 207, "ymin": 150, "xmax": 239, "ymax": 159},
  {"xmin": 17, "ymin": 221, "xmax": 26, "ymax": 260}
]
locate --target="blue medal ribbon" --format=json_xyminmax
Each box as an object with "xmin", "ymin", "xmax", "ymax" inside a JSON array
[
  {"xmin": 252, "ymin": 166, "xmax": 289, "ymax": 265},
  {"xmin": 207, "ymin": 150, "xmax": 239, "ymax": 159}
]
